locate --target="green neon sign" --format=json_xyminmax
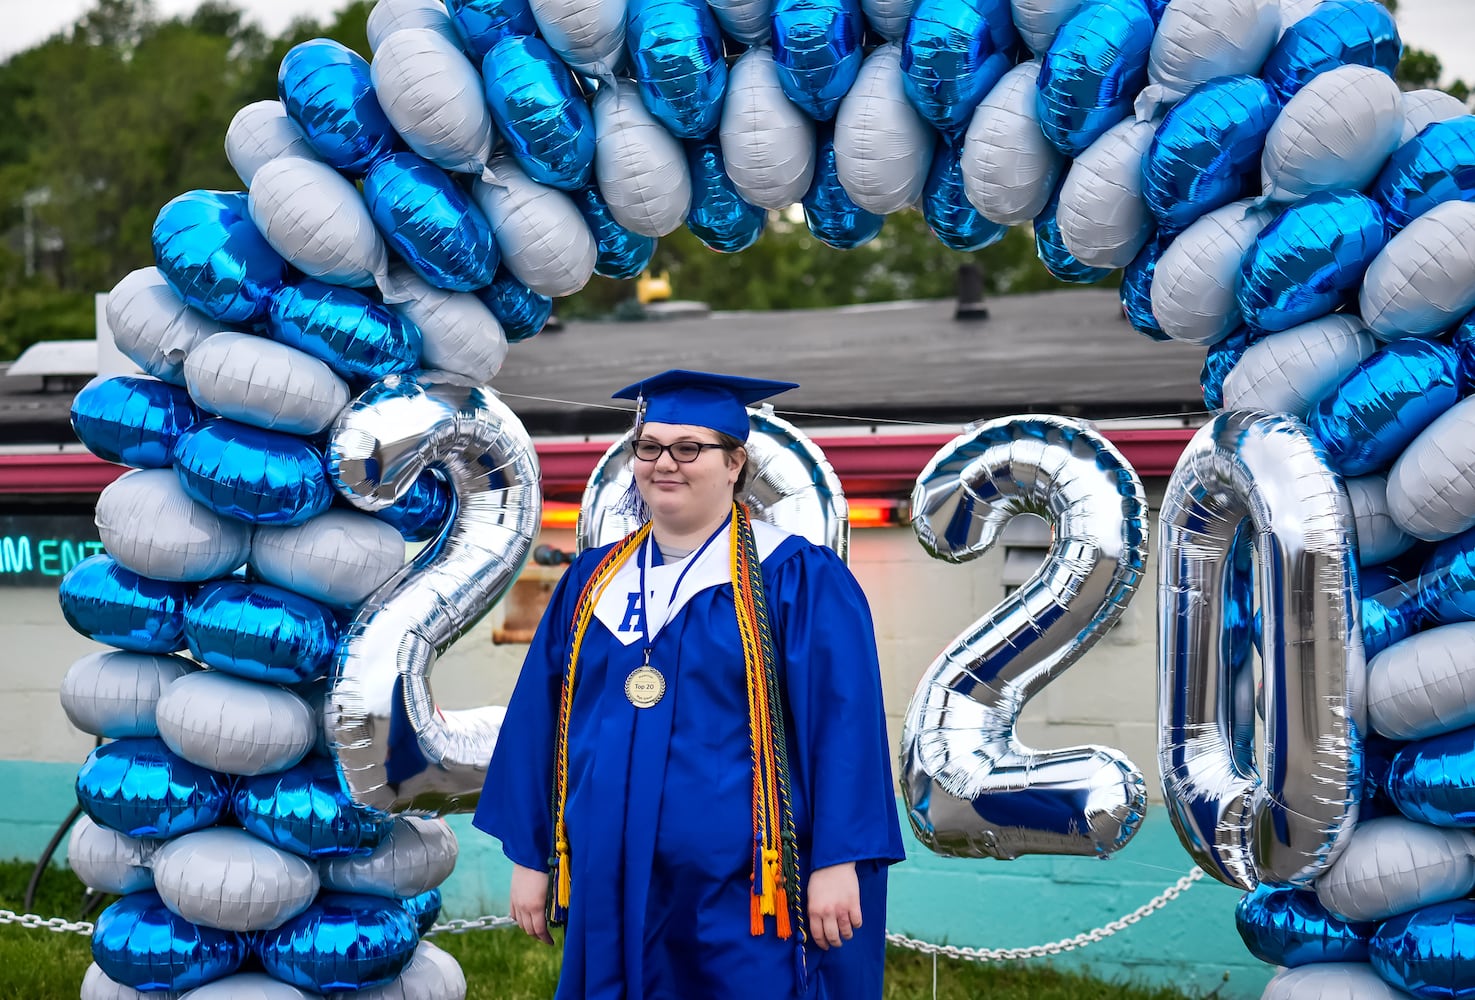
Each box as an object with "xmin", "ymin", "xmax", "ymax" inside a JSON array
[{"xmin": 0, "ymin": 515, "xmax": 105, "ymax": 587}]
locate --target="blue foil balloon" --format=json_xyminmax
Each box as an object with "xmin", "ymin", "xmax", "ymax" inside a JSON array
[
  {"xmin": 1236, "ymin": 884, "xmax": 1376, "ymax": 967},
  {"xmin": 1121, "ymin": 231, "xmax": 1172, "ymax": 341},
  {"xmin": 402, "ymin": 889, "xmax": 443, "ymax": 936},
  {"xmin": 1036, "ymin": 0, "xmax": 1154, "ymax": 157},
  {"xmin": 802, "ymin": 128, "xmax": 883, "ymax": 249},
  {"xmin": 901, "ymin": 0, "xmax": 1013, "ymax": 132},
  {"xmin": 773, "ymin": 0, "xmax": 864, "ymax": 122},
  {"xmin": 1362, "ymin": 575, "xmax": 1426, "ymax": 657},
  {"xmin": 1421, "ymin": 528, "xmax": 1475, "ymax": 627},
  {"xmin": 482, "ymin": 36, "xmax": 597, "ymax": 190},
  {"xmin": 1199, "ymin": 327, "xmax": 1251, "ymax": 407},
  {"xmin": 267, "ymin": 281, "xmax": 422, "ymax": 380},
  {"xmin": 173, "ymin": 420, "xmax": 333, "ymax": 525},
  {"xmin": 1309, "ymin": 338, "xmax": 1460, "ymax": 477},
  {"xmin": 70, "ymin": 376, "xmax": 198, "ymax": 469},
  {"xmin": 76, "ymin": 738, "xmax": 231, "ymax": 839},
  {"xmin": 1143, "ymin": 76, "xmax": 1280, "ymax": 233},
  {"xmin": 257, "ymin": 892, "xmax": 419, "ymax": 992},
  {"xmin": 1372, "ymin": 900, "xmax": 1475, "ymax": 999},
  {"xmin": 1237, "ymin": 191, "xmax": 1388, "ymax": 335},
  {"xmin": 1387, "ymin": 725, "xmax": 1475, "ymax": 826},
  {"xmin": 375, "ymin": 469, "xmax": 455, "ymax": 542},
  {"xmin": 59, "ymin": 555, "xmax": 189, "ymax": 653},
  {"xmin": 570, "ymin": 184, "xmax": 658, "ymax": 278},
  {"xmin": 233, "ymin": 756, "xmax": 393, "ymax": 858},
  {"xmin": 475, "ymin": 268, "xmax": 553, "ymax": 343},
  {"xmin": 1454, "ymin": 310, "xmax": 1475, "ymax": 396},
  {"xmin": 152, "ymin": 190, "xmax": 288, "ymax": 325},
  {"xmin": 184, "ymin": 580, "xmax": 339, "ymax": 684},
  {"xmin": 1261, "ymin": 0, "xmax": 1402, "ymax": 104},
  {"xmin": 278, "ymin": 38, "xmax": 399, "ymax": 175},
  {"xmin": 628, "ymin": 0, "xmax": 728, "ymax": 137},
  {"xmin": 92, "ymin": 891, "xmax": 247, "ymax": 992},
  {"xmin": 1372, "ymin": 117, "xmax": 1475, "ymax": 233},
  {"xmin": 447, "ymin": 0, "xmax": 538, "ymax": 61},
  {"xmin": 1034, "ymin": 182, "xmax": 1112, "ymax": 284},
  {"xmin": 362, "ymin": 152, "xmax": 500, "ymax": 290},
  {"xmin": 685, "ymin": 140, "xmax": 767, "ymax": 253},
  {"xmin": 923, "ymin": 137, "xmax": 1008, "ymax": 251}
]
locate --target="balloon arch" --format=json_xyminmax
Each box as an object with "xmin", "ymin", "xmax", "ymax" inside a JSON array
[{"xmin": 53, "ymin": 0, "xmax": 1475, "ymax": 995}]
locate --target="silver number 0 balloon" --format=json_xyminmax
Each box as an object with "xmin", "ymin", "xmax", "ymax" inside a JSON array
[
  {"xmin": 899, "ymin": 416, "xmax": 1150, "ymax": 859},
  {"xmin": 326, "ymin": 371, "xmax": 542, "ymax": 815},
  {"xmin": 1159, "ymin": 410, "xmax": 1364, "ymax": 889}
]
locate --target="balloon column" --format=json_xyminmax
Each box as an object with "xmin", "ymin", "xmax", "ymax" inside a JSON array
[{"xmin": 60, "ymin": 0, "xmax": 1475, "ymax": 993}]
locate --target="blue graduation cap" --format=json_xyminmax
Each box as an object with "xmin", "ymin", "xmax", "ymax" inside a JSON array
[{"xmin": 611, "ymin": 369, "xmax": 799, "ymax": 442}]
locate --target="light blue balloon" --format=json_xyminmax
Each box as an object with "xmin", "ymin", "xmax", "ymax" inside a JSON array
[
  {"xmin": 152, "ymin": 190, "xmax": 288, "ymax": 325},
  {"xmin": 773, "ymin": 0, "xmax": 863, "ymax": 122},
  {"xmin": 922, "ymin": 137, "xmax": 1007, "ymax": 251},
  {"xmin": 1261, "ymin": 0, "xmax": 1402, "ymax": 104},
  {"xmin": 92, "ymin": 890, "xmax": 247, "ymax": 992},
  {"xmin": 402, "ymin": 888, "xmax": 443, "ymax": 936},
  {"xmin": 1308, "ymin": 337, "xmax": 1459, "ymax": 477},
  {"xmin": 59, "ymin": 555, "xmax": 189, "ymax": 654},
  {"xmin": 1036, "ymin": 0, "xmax": 1154, "ymax": 157},
  {"xmin": 685, "ymin": 140, "xmax": 767, "ymax": 253},
  {"xmin": 233, "ymin": 756, "xmax": 394, "ymax": 858},
  {"xmin": 1387, "ymin": 727, "xmax": 1475, "ymax": 827},
  {"xmin": 1236, "ymin": 884, "xmax": 1375, "ymax": 968},
  {"xmin": 1237, "ymin": 191, "xmax": 1388, "ymax": 335},
  {"xmin": 362, "ymin": 152, "xmax": 500, "ymax": 290},
  {"xmin": 76, "ymin": 738, "xmax": 231, "ymax": 839},
  {"xmin": 184, "ymin": 580, "xmax": 339, "ymax": 684},
  {"xmin": 482, "ymin": 36, "xmax": 597, "ymax": 189},
  {"xmin": 1372, "ymin": 900, "xmax": 1475, "ymax": 999},
  {"xmin": 1372, "ymin": 116, "xmax": 1475, "ymax": 232},
  {"xmin": 70, "ymin": 376, "xmax": 198, "ymax": 469},
  {"xmin": 1034, "ymin": 181, "xmax": 1112, "ymax": 284},
  {"xmin": 802, "ymin": 128, "xmax": 883, "ymax": 249},
  {"xmin": 278, "ymin": 38, "xmax": 399, "ymax": 175},
  {"xmin": 475, "ymin": 268, "xmax": 553, "ymax": 343},
  {"xmin": 256, "ymin": 892, "xmax": 419, "ymax": 992},
  {"xmin": 901, "ymin": 0, "xmax": 1014, "ymax": 132},
  {"xmin": 570, "ymin": 184, "xmax": 658, "ymax": 278},
  {"xmin": 1120, "ymin": 231, "xmax": 1172, "ymax": 342},
  {"xmin": 1143, "ymin": 75, "xmax": 1280, "ymax": 233},
  {"xmin": 1199, "ymin": 327, "xmax": 1251, "ymax": 407},
  {"xmin": 173, "ymin": 420, "xmax": 333, "ymax": 525},
  {"xmin": 447, "ymin": 0, "xmax": 538, "ymax": 60},
  {"xmin": 628, "ymin": 0, "xmax": 728, "ymax": 137},
  {"xmin": 374, "ymin": 469, "xmax": 455, "ymax": 542},
  {"xmin": 267, "ymin": 281, "xmax": 422, "ymax": 380}
]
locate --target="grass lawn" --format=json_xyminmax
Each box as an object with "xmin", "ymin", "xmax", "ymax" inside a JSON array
[{"xmin": 0, "ymin": 860, "xmax": 1209, "ymax": 999}]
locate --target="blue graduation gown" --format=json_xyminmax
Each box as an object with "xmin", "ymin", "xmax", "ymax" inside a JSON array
[{"xmin": 473, "ymin": 520, "xmax": 906, "ymax": 1000}]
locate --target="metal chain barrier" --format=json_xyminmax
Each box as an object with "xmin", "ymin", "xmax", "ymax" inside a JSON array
[{"xmin": 0, "ymin": 867, "xmax": 1205, "ymax": 960}]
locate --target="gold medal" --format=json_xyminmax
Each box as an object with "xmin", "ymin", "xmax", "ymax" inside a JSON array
[{"xmin": 625, "ymin": 665, "xmax": 665, "ymax": 708}]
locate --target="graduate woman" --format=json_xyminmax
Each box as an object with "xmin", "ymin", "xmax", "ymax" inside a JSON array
[{"xmin": 474, "ymin": 370, "xmax": 905, "ymax": 1000}]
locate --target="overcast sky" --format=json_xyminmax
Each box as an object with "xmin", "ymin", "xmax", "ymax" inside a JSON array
[{"xmin": 1, "ymin": 0, "xmax": 1473, "ymax": 81}]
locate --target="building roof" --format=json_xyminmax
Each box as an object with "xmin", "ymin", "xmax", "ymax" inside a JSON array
[{"xmin": 0, "ymin": 290, "xmax": 1209, "ymax": 446}]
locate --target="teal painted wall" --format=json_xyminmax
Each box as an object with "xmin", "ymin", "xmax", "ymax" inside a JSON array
[{"xmin": 1, "ymin": 759, "xmax": 1272, "ymax": 998}]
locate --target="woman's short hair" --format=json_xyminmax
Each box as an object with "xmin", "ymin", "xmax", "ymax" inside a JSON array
[{"xmin": 716, "ymin": 432, "xmax": 749, "ymax": 493}]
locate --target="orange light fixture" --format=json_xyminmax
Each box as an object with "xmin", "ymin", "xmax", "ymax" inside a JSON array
[{"xmin": 538, "ymin": 499, "xmax": 902, "ymax": 531}]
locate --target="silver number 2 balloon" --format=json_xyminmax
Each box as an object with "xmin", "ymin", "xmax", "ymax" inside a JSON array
[
  {"xmin": 899, "ymin": 416, "xmax": 1150, "ymax": 859},
  {"xmin": 326, "ymin": 371, "xmax": 543, "ymax": 815},
  {"xmin": 1159, "ymin": 410, "xmax": 1364, "ymax": 890}
]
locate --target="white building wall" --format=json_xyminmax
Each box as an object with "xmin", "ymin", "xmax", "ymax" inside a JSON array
[{"xmin": 2, "ymin": 511, "xmax": 1168, "ymax": 799}]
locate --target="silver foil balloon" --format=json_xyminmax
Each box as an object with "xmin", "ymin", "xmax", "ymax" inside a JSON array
[
  {"xmin": 577, "ymin": 407, "xmax": 848, "ymax": 557},
  {"xmin": 1159, "ymin": 410, "xmax": 1364, "ymax": 890},
  {"xmin": 898, "ymin": 416, "xmax": 1149, "ymax": 859},
  {"xmin": 327, "ymin": 371, "xmax": 541, "ymax": 814}
]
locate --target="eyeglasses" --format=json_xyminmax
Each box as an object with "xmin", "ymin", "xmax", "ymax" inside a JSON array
[{"xmin": 631, "ymin": 439, "xmax": 728, "ymax": 463}]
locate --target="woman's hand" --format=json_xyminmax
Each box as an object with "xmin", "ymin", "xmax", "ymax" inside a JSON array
[
  {"xmin": 806, "ymin": 861, "xmax": 861, "ymax": 950},
  {"xmin": 509, "ymin": 863, "xmax": 555, "ymax": 945}
]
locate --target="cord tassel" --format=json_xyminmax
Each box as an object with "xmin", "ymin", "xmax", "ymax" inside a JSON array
[
  {"xmin": 761, "ymin": 848, "xmax": 779, "ymax": 915},
  {"xmin": 750, "ymin": 891, "xmax": 765, "ymax": 935},
  {"xmin": 774, "ymin": 888, "xmax": 792, "ymax": 939}
]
